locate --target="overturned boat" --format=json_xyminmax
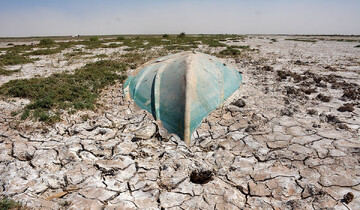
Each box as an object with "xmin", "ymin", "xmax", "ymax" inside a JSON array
[{"xmin": 123, "ymin": 51, "xmax": 242, "ymax": 144}]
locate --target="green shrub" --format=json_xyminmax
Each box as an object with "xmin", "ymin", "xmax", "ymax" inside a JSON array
[
  {"xmin": 124, "ymin": 47, "xmax": 136, "ymax": 51},
  {"xmin": 39, "ymin": 38, "xmax": 55, "ymax": 46},
  {"xmin": 106, "ymin": 43, "xmax": 121, "ymax": 48},
  {"xmin": 219, "ymin": 47, "xmax": 241, "ymax": 56},
  {"xmin": 162, "ymin": 34, "xmax": 169, "ymax": 38},
  {"xmin": 0, "ymin": 197, "xmax": 22, "ymax": 210},
  {"xmin": 117, "ymin": 36, "xmax": 125, "ymax": 40},
  {"xmin": 89, "ymin": 37, "xmax": 99, "ymax": 42},
  {"xmin": 26, "ymin": 48, "xmax": 60, "ymax": 56},
  {"xmin": 178, "ymin": 32, "xmax": 186, "ymax": 38},
  {"xmin": 57, "ymin": 41, "xmax": 78, "ymax": 50},
  {"xmin": 21, "ymin": 109, "xmax": 30, "ymax": 120}
]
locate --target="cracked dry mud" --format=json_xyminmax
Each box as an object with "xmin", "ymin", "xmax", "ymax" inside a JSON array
[{"xmin": 1, "ymin": 36, "xmax": 360, "ymax": 209}]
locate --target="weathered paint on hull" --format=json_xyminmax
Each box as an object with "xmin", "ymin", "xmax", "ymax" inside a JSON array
[{"xmin": 124, "ymin": 51, "xmax": 242, "ymax": 144}]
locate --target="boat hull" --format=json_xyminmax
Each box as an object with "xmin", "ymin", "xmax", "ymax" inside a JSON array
[{"xmin": 124, "ymin": 51, "xmax": 242, "ymax": 144}]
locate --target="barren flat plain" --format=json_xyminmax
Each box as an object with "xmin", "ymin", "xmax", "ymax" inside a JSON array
[{"xmin": 0, "ymin": 34, "xmax": 360, "ymax": 209}]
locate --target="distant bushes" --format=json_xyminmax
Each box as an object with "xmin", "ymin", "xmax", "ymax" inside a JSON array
[
  {"xmin": 39, "ymin": 39, "xmax": 55, "ymax": 46},
  {"xmin": 178, "ymin": 32, "xmax": 186, "ymax": 38},
  {"xmin": 89, "ymin": 37, "xmax": 100, "ymax": 42},
  {"xmin": 219, "ymin": 47, "xmax": 241, "ymax": 56},
  {"xmin": 117, "ymin": 36, "xmax": 125, "ymax": 40}
]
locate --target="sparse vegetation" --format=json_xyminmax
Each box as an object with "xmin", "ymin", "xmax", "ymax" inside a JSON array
[
  {"xmin": 0, "ymin": 60, "xmax": 127, "ymax": 123},
  {"xmin": 0, "ymin": 52, "xmax": 34, "ymax": 65},
  {"xmin": 202, "ymin": 39, "xmax": 226, "ymax": 47},
  {"xmin": 121, "ymin": 52, "xmax": 146, "ymax": 64},
  {"xmin": 0, "ymin": 197, "xmax": 22, "ymax": 210},
  {"xmin": 26, "ymin": 48, "xmax": 60, "ymax": 56},
  {"xmin": 285, "ymin": 38, "xmax": 317, "ymax": 43},
  {"xmin": 331, "ymin": 39, "xmax": 359, "ymax": 42},
  {"xmin": 0, "ymin": 68, "xmax": 20, "ymax": 76},
  {"xmin": 0, "ymin": 34, "xmax": 258, "ymax": 124},
  {"xmin": 230, "ymin": 45, "xmax": 250, "ymax": 50},
  {"xmin": 124, "ymin": 47, "xmax": 136, "ymax": 51},
  {"xmin": 64, "ymin": 50, "xmax": 91, "ymax": 58},
  {"xmin": 94, "ymin": 53, "xmax": 108, "ymax": 58},
  {"xmin": 165, "ymin": 44, "xmax": 198, "ymax": 51},
  {"xmin": 57, "ymin": 41, "xmax": 78, "ymax": 50}
]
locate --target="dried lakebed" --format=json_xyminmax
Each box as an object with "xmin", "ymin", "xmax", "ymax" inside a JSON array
[{"xmin": 0, "ymin": 36, "xmax": 360, "ymax": 209}]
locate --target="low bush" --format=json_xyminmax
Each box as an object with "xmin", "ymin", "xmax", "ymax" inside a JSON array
[
  {"xmin": 39, "ymin": 38, "xmax": 56, "ymax": 46},
  {"xmin": 219, "ymin": 47, "xmax": 241, "ymax": 56}
]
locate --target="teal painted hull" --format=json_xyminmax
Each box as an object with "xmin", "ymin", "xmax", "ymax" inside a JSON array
[{"xmin": 124, "ymin": 51, "xmax": 242, "ymax": 144}]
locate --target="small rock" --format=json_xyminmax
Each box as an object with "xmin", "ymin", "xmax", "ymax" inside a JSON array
[
  {"xmin": 326, "ymin": 114, "xmax": 341, "ymax": 124},
  {"xmin": 337, "ymin": 123, "xmax": 348, "ymax": 130},
  {"xmin": 245, "ymin": 125, "xmax": 257, "ymax": 132},
  {"xmin": 280, "ymin": 108, "xmax": 293, "ymax": 116},
  {"xmin": 300, "ymin": 88, "xmax": 317, "ymax": 95},
  {"xmin": 286, "ymin": 86, "xmax": 297, "ymax": 95},
  {"xmin": 98, "ymin": 128, "xmax": 107, "ymax": 135},
  {"xmin": 307, "ymin": 109, "xmax": 318, "ymax": 115},
  {"xmin": 294, "ymin": 60, "xmax": 307, "ymax": 65},
  {"xmin": 343, "ymin": 192, "xmax": 354, "ymax": 204},
  {"xmin": 316, "ymin": 93, "xmax": 331, "ymax": 102},
  {"xmin": 261, "ymin": 66, "xmax": 273, "ymax": 71},
  {"xmin": 337, "ymin": 103, "xmax": 354, "ymax": 112},
  {"xmin": 231, "ymin": 99, "xmax": 246, "ymax": 108},
  {"xmin": 190, "ymin": 170, "xmax": 213, "ymax": 184},
  {"xmin": 278, "ymin": 71, "xmax": 289, "ymax": 81}
]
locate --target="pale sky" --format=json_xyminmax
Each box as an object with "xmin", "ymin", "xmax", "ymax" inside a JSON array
[{"xmin": 0, "ymin": 0, "xmax": 359, "ymax": 37}]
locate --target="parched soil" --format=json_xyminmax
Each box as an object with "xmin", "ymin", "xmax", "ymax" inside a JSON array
[{"xmin": 0, "ymin": 35, "xmax": 360, "ymax": 209}]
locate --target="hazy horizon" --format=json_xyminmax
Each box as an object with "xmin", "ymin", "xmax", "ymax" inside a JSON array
[{"xmin": 1, "ymin": 0, "xmax": 360, "ymax": 37}]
